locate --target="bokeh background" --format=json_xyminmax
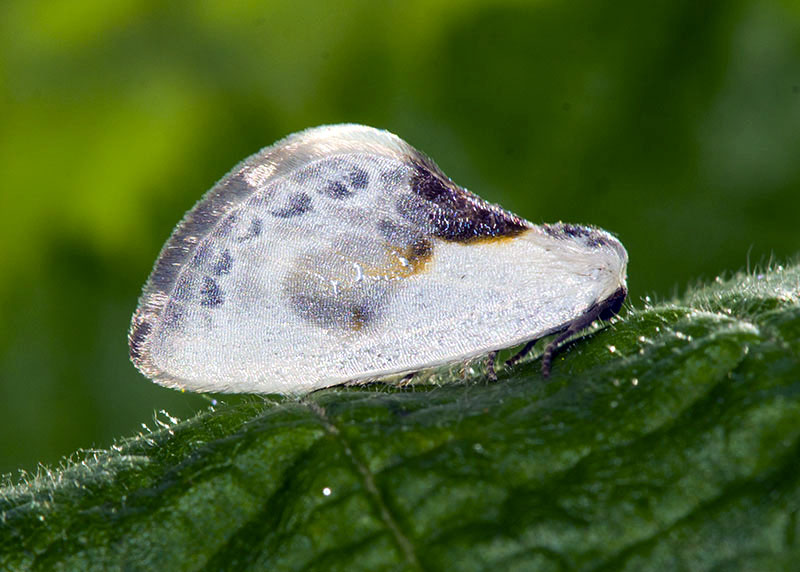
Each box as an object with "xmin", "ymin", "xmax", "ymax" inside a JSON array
[{"xmin": 1, "ymin": 0, "xmax": 799, "ymax": 475}]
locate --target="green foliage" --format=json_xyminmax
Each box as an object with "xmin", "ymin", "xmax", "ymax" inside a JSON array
[
  {"xmin": 3, "ymin": 0, "xmax": 800, "ymax": 477},
  {"xmin": 3, "ymin": 263, "xmax": 799, "ymax": 570}
]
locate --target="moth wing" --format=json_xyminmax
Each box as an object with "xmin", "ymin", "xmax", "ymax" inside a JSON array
[
  {"xmin": 129, "ymin": 124, "xmax": 627, "ymax": 394},
  {"xmin": 130, "ymin": 125, "xmax": 429, "ymax": 392}
]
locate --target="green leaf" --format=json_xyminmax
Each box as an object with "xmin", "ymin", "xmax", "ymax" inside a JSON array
[{"xmin": 3, "ymin": 264, "xmax": 800, "ymax": 571}]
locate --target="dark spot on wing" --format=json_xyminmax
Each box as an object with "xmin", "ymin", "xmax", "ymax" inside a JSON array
[
  {"xmin": 320, "ymin": 180, "xmax": 353, "ymax": 199},
  {"xmin": 200, "ymin": 276, "xmax": 224, "ymax": 307},
  {"xmin": 376, "ymin": 219, "xmax": 433, "ymax": 274},
  {"xmin": 214, "ymin": 213, "xmax": 237, "ymax": 238},
  {"xmin": 237, "ymin": 218, "xmax": 263, "ymax": 242},
  {"xmin": 402, "ymin": 162, "xmax": 529, "ymax": 243},
  {"xmin": 380, "ymin": 166, "xmax": 407, "ymax": 187},
  {"xmin": 349, "ymin": 166, "xmax": 369, "ymax": 189},
  {"xmin": 173, "ymin": 274, "xmax": 194, "ymax": 301},
  {"xmin": 377, "ymin": 219, "xmax": 422, "ymax": 245},
  {"xmin": 408, "ymin": 237, "xmax": 432, "ymax": 261},
  {"xmin": 393, "ymin": 237, "xmax": 434, "ymax": 278},
  {"xmin": 542, "ymin": 222, "xmax": 611, "ymax": 248},
  {"xmin": 376, "ymin": 219, "xmax": 395, "ymax": 241},
  {"xmin": 141, "ymin": 170, "xmax": 255, "ymax": 294},
  {"xmin": 213, "ymin": 249, "xmax": 233, "ymax": 275},
  {"xmin": 284, "ymin": 249, "xmax": 391, "ymax": 332},
  {"xmin": 289, "ymin": 293, "xmax": 377, "ymax": 332},
  {"xmin": 246, "ymin": 192, "xmax": 267, "ymax": 209},
  {"xmin": 191, "ymin": 240, "xmax": 213, "ymax": 266},
  {"xmin": 128, "ymin": 319, "xmax": 152, "ymax": 361},
  {"xmin": 163, "ymin": 301, "xmax": 185, "ymax": 329},
  {"xmin": 349, "ymin": 305, "xmax": 371, "ymax": 331},
  {"xmin": 271, "ymin": 192, "xmax": 313, "ymax": 217}
]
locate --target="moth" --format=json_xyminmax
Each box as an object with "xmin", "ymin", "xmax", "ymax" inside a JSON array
[{"xmin": 129, "ymin": 124, "xmax": 628, "ymax": 394}]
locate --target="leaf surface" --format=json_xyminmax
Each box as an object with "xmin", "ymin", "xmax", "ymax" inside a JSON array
[{"xmin": 3, "ymin": 264, "xmax": 800, "ymax": 571}]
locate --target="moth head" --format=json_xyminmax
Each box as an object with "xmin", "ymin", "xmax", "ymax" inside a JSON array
[{"xmin": 537, "ymin": 222, "xmax": 628, "ymax": 299}]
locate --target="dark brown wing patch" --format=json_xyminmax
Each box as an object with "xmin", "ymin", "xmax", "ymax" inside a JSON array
[{"xmin": 402, "ymin": 161, "xmax": 530, "ymax": 243}]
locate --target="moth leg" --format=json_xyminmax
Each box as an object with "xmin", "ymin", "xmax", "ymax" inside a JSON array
[
  {"xmin": 486, "ymin": 351, "xmax": 498, "ymax": 382},
  {"xmin": 397, "ymin": 372, "xmax": 417, "ymax": 387},
  {"xmin": 504, "ymin": 332, "xmax": 570, "ymax": 378},
  {"xmin": 504, "ymin": 340, "xmax": 536, "ymax": 369},
  {"xmin": 540, "ymin": 329, "xmax": 577, "ymax": 377},
  {"xmin": 539, "ymin": 298, "xmax": 611, "ymax": 376}
]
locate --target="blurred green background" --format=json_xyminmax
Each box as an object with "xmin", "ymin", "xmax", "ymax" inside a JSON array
[{"xmin": 1, "ymin": 0, "xmax": 799, "ymax": 475}]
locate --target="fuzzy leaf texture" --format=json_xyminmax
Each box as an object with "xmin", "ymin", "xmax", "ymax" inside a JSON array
[{"xmin": 2, "ymin": 263, "xmax": 800, "ymax": 571}]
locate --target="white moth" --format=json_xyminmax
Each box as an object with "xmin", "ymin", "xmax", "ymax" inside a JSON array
[{"xmin": 129, "ymin": 124, "xmax": 628, "ymax": 394}]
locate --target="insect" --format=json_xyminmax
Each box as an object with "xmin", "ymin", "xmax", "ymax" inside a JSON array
[{"xmin": 129, "ymin": 124, "xmax": 628, "ymax": 394}]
